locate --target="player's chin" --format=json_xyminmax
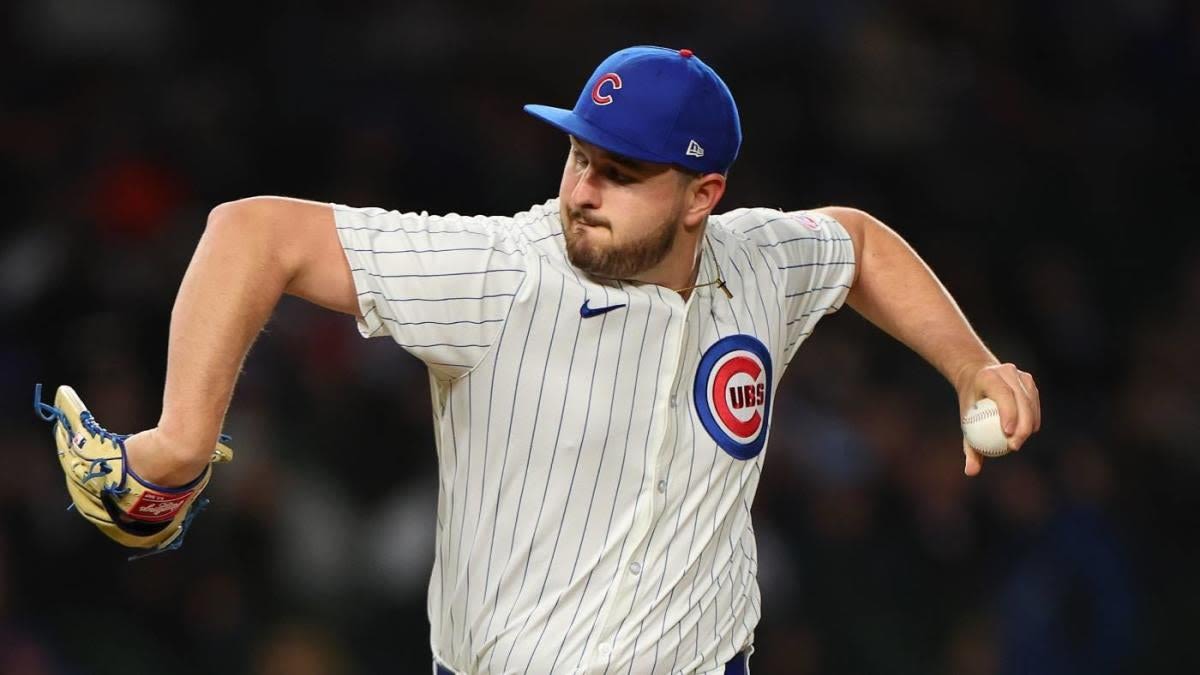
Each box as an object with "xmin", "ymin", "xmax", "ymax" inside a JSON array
[
  {"xmin": 566, "ymin": 240, "xmax": 615, "ymax": 275},
  {"xmin": 565, "ymin": 241, "xmax": 597, "ymax": 269}
]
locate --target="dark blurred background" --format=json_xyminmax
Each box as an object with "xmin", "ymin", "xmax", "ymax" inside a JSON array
[{"xmin": 3, "ymin": 1, "xmax": 1198, "ymax": 673}]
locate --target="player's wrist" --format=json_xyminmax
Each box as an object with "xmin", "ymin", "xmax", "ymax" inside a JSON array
[
  {"xmin": 125, "ymin": 428, "xmax": 212, "ymax": 488},
  {"xmin": 950, "ymin": 357, "xmax": 999, "ymax": 402}
]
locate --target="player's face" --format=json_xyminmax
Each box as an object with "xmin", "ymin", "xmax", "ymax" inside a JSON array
[{"xmin": 559, "ymin": 137, "xmax": 691, "ymax": 280}]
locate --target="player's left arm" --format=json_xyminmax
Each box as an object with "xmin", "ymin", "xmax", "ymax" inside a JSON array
[{"xmin": 817, "ymin": 206, "xmax": 1041, "ymax": 476}]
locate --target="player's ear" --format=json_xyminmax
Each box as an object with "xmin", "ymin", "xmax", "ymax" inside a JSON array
[{"xmin": 681, "ymin": 172, "xmax": 726, "ymax": 228}]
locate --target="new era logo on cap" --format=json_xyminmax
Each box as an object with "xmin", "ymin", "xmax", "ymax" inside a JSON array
[{"xmin": 524, "ymin": 46, "xmax": 742, "ymax": 174}]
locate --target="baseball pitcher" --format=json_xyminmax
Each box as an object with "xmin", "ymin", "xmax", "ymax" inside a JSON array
[{"xmin": 37, "ymin": 46, "xmax": 1040, "ymax": 674}]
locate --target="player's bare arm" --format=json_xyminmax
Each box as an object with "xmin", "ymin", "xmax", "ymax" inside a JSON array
[
  {"xmin": 821, "ymin": 206, "xmax": 1041, "ymax": 476},
  {"xmin": 123, "ymin": 197, "xmax": 357, "ymax": 486}
]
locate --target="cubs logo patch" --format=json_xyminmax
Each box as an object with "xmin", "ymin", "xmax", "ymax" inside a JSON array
[
  {"xmin": 694, "ymin": 335, "xmax": 773, "ymax": 460},
  {"xmin": 591, "ymin": 72, "xmax": 623, "ymax": 105}
]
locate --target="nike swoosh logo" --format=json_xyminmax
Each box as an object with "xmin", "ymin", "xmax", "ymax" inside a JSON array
[{"xmin": 580, "ymin": 299, "xmax": 626, "ymax": 318}]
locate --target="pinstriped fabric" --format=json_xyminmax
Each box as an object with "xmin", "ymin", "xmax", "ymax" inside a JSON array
[
  {"xmin": 333, "ymin": 204, "xmax": 536, "ymax": 377},
  {"xmin": 334, "ymin": 198, "xmax": 853, "ymax": 674},
  {"xmin": 723, "ymin": 208, "xmax": 857, "ymax": 364}
]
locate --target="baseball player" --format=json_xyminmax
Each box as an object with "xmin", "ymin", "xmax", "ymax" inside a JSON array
[{"xmin": 37, "ymin": 46, "xmax": 1041, "ymax": 673}]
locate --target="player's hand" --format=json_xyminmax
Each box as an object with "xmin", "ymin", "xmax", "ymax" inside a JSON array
[
  {"xmin": 954, "ymin": 362, "xmax": 1041, "ymax": 476},
  {"xmin": 34, "ymin": 384, "xmax": 233, "ymax": 558}
]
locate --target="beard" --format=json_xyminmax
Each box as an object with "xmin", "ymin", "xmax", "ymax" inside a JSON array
[{"xmin": 560, "ymin": 203, "xmax": 681, "ymax": 280}]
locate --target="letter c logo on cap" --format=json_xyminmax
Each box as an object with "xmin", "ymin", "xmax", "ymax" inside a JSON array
[{"xmin": 591, "ymin": 73, "xmax": 623, "ymax": 106}]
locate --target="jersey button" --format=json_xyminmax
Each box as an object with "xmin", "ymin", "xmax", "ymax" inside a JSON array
[
  {"xmin": 598, "ymin": 643, "xmax": 612, "ymax": 657},
  {"xmin": 629, "ymin": 561, "xmax": 642, "ymax": 575},
  {"xmin": 669, "ymin": 395, "xmax": 677, "ymax": 408},
  {"xmin": 656, "ymin": 479, "xmax": 667, "ymax": 493}
]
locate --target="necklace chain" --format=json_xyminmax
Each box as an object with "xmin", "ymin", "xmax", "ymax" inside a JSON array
[{"xmin": 674, "ymin": 234, "xmax": 733, "ymax": 298}]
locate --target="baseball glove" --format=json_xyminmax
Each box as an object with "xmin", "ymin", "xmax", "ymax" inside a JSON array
[{"xmin": 34, "ymin": 383, "xmax": 233, "ymax": 559}]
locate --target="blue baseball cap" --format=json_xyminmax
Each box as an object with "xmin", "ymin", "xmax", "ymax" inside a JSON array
[{"xmin": 524, "ymin": 46, "xmax": 742, "ymax": 175}]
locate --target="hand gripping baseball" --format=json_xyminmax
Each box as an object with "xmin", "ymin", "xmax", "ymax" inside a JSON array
[
  {"xmin": 955, "ymin": 362, "xmax": 1041, "ymax": 476},
  {"xmin": 34, "ymin": 384, "xmax": 233, "ymax": 559}
]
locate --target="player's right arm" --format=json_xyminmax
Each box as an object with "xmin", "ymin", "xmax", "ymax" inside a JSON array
[{"xmin": 125, "ymin": 197, "xmax": 356, "ymax": 486}]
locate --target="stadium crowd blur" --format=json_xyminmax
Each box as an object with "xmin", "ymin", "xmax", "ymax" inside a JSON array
[{"xmin": 2, "ymin": 1, "xmax": 1197, "ymax": 674}]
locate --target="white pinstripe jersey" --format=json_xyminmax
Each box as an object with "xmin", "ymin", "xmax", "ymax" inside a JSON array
[{"xmin": 334, "ymin": 198, "xmax": 856, "ymax": 674}]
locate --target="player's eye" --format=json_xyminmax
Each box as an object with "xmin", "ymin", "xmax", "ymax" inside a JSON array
[
  {"xmin": 572, "ymin": 149, "xmax": 588, "ymax": 168},
  {"xmin": 607, "ymin": 168, "xmax": 634, "ymax": 185}
]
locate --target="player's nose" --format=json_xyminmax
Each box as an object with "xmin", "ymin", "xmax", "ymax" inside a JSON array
[{"xmin": 570, "ymin": 168, "xmax": 603, "ymax": 210}]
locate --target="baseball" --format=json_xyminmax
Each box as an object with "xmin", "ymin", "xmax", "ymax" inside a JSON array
[{"xmin": 961, "ymin": 398, "xmax": 1011, "ymax": 457}]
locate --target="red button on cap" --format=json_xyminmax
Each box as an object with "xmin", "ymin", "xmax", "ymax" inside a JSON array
[{"xmin": 679, "ymin": 48, "xmax": 694, "ymax": 58}]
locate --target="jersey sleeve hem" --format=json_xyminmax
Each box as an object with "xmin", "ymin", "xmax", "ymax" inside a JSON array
[{"xmin": 331, "ymin": 203, "xmax": 389, "ymax": 339}]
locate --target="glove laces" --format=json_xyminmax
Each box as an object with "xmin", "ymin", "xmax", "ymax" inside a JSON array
[
  {"xmin": 33, "ymin": 383, "xmax": 69, "ymax": 431},
  {"xmin": 34, "ymin": 384, "xmax": 128, "ymax": 486},
  {"xmin": 80, "ymin": 410, "xmax": 130, "ymax": 449}
]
